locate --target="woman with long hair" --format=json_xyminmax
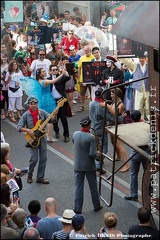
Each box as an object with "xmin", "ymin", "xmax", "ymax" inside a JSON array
[
  {"xmin": 5, "ymin": 60, "xmax": 24, "ymax": 122},
  {"xmin": 100, "ymin": 88, "xmax": 130, "ymax": 172},
  {"xmin": 1, "ymin": 53, "xmax": 9, "ymax": 119},
  {"xmin": 35, "ymin": 67, "xmax": 67, "ymax": 142}
]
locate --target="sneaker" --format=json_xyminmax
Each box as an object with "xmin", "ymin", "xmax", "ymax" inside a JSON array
[
  {"xmin": 96, "ymin": 168, "xmax": 106, "ymax": 174},
  {"xmin": 73, "ymin": 100, "xmax": 77, "ymax": 104},
  {"xmin": 64, "ymin": 137, "xmax": 69, "ymax": 142},
  {"xmin": 47, "ymin": 137, "xmax": 55, "ymax": 143},
  {"xmin": 55, "ymin": 132, "xmax": 60, "ymax": 139}
]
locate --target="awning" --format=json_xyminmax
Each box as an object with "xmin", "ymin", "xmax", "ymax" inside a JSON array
[{"xmin": 111, "ymin": 1, "xmax": 159, "ymax": 48}]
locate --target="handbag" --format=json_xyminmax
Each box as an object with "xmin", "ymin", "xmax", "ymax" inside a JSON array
[
  {"xmin": 15, "ymin": 176, "xmax": 23, "ymax": 191},
  {"xmin": 9, "ymin": 86, "xmax": 20, "ymax": 92}
]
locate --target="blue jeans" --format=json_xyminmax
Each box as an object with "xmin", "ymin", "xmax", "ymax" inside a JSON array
[
  {"xmin": 130, "ymin": 146, "xmax": 150, "ymax": 198},
  {"xmin": 95, "ymin": 132, "xmax": 108, "ymax": 169},
  {"xmin": 74, "ymin": 171, "xmax": 101, "ymax": 212}
]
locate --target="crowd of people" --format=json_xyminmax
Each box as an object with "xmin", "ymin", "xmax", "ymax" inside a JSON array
[{"xmin": 1, "ymin": 3, "xmax": 158, "ymax": 240}]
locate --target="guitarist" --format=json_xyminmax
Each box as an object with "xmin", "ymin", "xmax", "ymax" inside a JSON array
[{"xmin": 17, "ymin": 97, "xmax": 58, "ymax": 184}]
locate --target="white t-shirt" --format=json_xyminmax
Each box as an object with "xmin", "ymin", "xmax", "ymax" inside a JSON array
[
  {"xmin": 30, "ymin": 59, "xmax": 51, "ymax": 78},
  {"xmin": 5, "ymin": 70, "xmax": 23, "ymax": 97}
]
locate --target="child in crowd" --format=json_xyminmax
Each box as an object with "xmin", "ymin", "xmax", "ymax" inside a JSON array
[{"xmin": 27, "ymin": 200, "xmax": 42, "ymax": 228}]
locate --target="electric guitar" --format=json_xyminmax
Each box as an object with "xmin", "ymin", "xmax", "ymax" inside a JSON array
[{"xmin": 25, "ymin": 98, "xmax": 67, "ymax": 147}]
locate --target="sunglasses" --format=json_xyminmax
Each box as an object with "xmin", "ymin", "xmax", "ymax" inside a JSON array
[
  {"xmin": 68, "ymin": 32, "xmax": 74, "ymax": 35},
  {"xmin": 39, "ymin": 54, "xmax": 45, "ymax": 56},
  {"xmin": 28, "ymin": 101, "xmax": 38, "ymax": 104},
  {"xmin": 52, "ymin": 69, "xmax": 58, "ymax": 71}
]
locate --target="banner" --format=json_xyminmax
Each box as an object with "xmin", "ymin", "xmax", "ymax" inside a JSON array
[
  {"xmin": 82, "ymin": 61, "xmax": 106, "ymax": 85},
  {"xmin": 25, "ymin": 26, "xmax": 63, "ymax": 45},
  {"xmin": 5, "ymin": 1, "xmax": 23, "ymax": 23}
]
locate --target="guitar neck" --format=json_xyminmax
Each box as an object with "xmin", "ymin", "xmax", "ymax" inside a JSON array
[{"xmin": 39, "ymin": 106, "xmax": 59, "ymax": 131}]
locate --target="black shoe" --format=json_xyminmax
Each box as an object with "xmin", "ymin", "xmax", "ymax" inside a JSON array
[
  {"xmin": 55, "ymin": 132, "xmax": 60, "ymax": 139},
  {"xmin": 64, "ymin": 137, "xmax": 69, "ymax": 142},
  {"xmin": 74, "ymin": 210, "xmax": 82, "ymax": 214},
  {"xmin": 124, "ymin": 195, "xmax": 138, "ymax": 201},
  {"xmin": 94, "ymin": 206, "xmax": 103, "ymax": 212},
  {"xmin": 97, "ymin": 168, "xmax": 106, "ymax": 174}
]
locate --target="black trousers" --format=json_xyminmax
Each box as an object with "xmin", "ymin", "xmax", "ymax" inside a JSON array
[{"xmin": 53, "ymin": 99, "xmax": 69, "ymax": 137}]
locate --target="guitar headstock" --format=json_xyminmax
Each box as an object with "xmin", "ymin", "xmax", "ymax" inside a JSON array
[{"xmin": 57, "ymin": 98, "xmax": 67, "ymax": 107}]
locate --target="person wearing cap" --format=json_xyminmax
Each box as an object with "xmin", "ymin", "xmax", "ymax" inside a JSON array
[
  {"xmin": 101, "ymin": 55, "xmax": 124, "ymax": 100},
  {"xmin": 124, "ymin": 110, "xmax": 150, "ymax": 201},
  {"xmin": 52, "ymin": 209, "xmax": 75, "ymax": 239},
  {"xmin": 131, "ymin": 54, "xmax": 149, "ymax": 121},
  {"xmin": 49, "ymin": 55, "xmax": 57, "ymax": 65},
  {"xmin": 17, "ymin": 97, "xmax": 58, "ymax": 184},
  {"xmin": 60, "ymin": 30, "xmax": 79, "ymax": 56},
  {"xmin": 73, "ymin": 7, "xmax": 86, "ymax": 25},
  {"xmin": 69, "ymin": 214, "xmax": 88, "ymax": 239},
  {"xmin": 72, "ymin": 116, "xmax": 103, "ymax": 213}
]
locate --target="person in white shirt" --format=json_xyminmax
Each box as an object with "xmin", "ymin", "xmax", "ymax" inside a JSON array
[
  {"xmin": 29, "ymin": 49, "xmax": 51, "ymax": 79},
  {"xmin": 5, "ymin": 60, "xmax": 24, "ymax": 122}
]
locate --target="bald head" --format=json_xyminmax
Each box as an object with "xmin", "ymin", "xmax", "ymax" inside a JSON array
[
  {"xmin": 45, "ymin": 197, "xmax": 57, "ymax": 212},
  {"xmin": 23, "ymin": 227, "xmax": 40, "ymax": 239},
  {"xmin": 84, "ymin": 45, "xmax": 92, "ymax": 57}
]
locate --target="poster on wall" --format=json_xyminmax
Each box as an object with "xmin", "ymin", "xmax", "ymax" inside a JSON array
[
  {"xmin": 82, "ymin": 61, "xmax": 106, "ymax": 85},
  {"xmin": 117, "ymin": 36, "xmax": 148, "ymax": 57},
  {"xmin": 5, "ymin": 1, "xmax": 23, "ymax": 23}
]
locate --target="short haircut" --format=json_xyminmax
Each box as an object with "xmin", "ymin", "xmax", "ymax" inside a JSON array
[
  {"xmin": 23, "ymin": 227, "xmax": 40, "ymax": 239},
  {"xmin": 28, "ymin": 200, "xmax": 41, "ymax": 214},
  {"xmin": 1, "ymin": 204, "xmax": 7, "ymax": 222},
  {"xmin": 49, "ymin": 64, "xmax": 58, "ymax": 71},
  {"xmin": 38, "ymin": 49, "xmax": 46, "ymax": 54},
  {"xmin": 11, "ymin": 208, "xmax": 26, "ymax": 228},
  {"xmin": 62, "ymin": 56, "xmax": 69, "ymax": 61},
  {"xmin": 59, "ymin": 13, "xmax": 65, "ymax": 18},
  {"xmin": 65, "ymin": 10, "xmax": 70, "ymax": 14},
  {"xmin": 73, "ymin": 7, "xmax": 79, "ymax": 12},
  {"xmin": 138, "ymin": 207, "xmax": 151, "ymax": 224},
  {"xmin": 92, "ymin": 47, "xmax": 100, "ymax": 53}
]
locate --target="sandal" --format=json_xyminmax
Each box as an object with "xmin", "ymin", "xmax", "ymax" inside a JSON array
[
  {"xmin": 1, "ymin": 114, "xmax": 6, "ymax": 120},
  {"xmin": 17, "ymin": 115, "xmax": 22, "ymax": 119},
  {"xmin": 78, "ymin": 106, "xmax": 84, "ymax": 112}
]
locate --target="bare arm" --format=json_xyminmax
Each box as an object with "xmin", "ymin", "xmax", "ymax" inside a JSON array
[{"xmin": 44, "ymin": 69, "xmax": 68, "ymax": 86}]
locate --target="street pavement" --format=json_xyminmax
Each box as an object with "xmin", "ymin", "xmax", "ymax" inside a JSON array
[{"xmin": 1, "ymin": 97, "xmax": 159, "ymax": 237}]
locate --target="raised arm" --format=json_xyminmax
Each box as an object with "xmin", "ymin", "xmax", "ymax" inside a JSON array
[{"xmin": 44, "ymin": 69, "xmax": 68, "ymax": 86}]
